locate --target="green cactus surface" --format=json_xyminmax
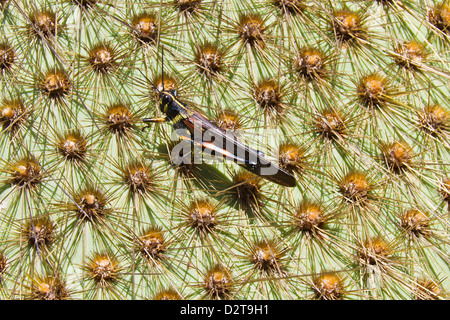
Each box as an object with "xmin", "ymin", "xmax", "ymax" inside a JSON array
[{"xmin": 0, "ymin": 0, "xmax": 448, "ymax": 300}]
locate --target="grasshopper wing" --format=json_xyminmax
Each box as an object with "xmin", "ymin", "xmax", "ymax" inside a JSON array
[{"xmin": 177, "ymin": 111, "xmax": 296, "ymax": 187}]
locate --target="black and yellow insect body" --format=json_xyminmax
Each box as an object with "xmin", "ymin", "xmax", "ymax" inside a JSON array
[{"xmin": 144, "ymin": 87, "xmax": 296, "ymax": 187}]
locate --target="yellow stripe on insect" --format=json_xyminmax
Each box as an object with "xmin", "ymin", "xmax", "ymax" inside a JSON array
[
  {"xmin": 202, "ymin": 142, "xmax": 234, "ymax": 157},
  {"xmin": 162, "ymin": 98, "xmax": 168, "ymax": 113},
  {"xmin": 172, "ymin": 114, "xmax": 187, "ymax": 124}
]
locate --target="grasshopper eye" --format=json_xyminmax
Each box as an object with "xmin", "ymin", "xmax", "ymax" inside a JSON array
[
  {"xmin": 159, "ymin": 93, "xmax": 173, "ymax": 112},
  {"xmin": 161, "ymin": 94, "xmax": 173, "ymax": 105}
]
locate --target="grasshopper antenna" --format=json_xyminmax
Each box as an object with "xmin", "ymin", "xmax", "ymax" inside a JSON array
[
  {"xmin": 139, "ymin": 49, "xmax": 167, "ymax": 131},
  {"xmin": 161, "ymin": 44, "xmax": 165, "ymax": 91},
  {"xmin": 138, "ymin": 44, "xmax": 165, "ymax": 94},
  {"xmin": 137, "ymin": 68, "xmax": 160, "ymax": 94}
]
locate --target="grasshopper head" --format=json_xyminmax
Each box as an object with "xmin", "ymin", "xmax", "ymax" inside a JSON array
[{"xmin": 159, "ymin": 89, "xmax": 178, "ymax": 113}]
